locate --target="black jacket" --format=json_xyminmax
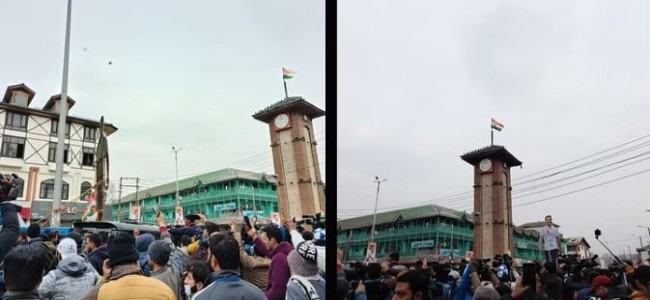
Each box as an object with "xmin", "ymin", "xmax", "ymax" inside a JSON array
[{"xmin": 87, "ymin": 245, "xmax": 109, "ymax": 276}]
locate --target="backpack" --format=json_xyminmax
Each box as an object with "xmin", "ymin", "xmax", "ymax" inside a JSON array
[{"xmin": 289, "ymin": 275, "xmax": 320, "ymax": 300}]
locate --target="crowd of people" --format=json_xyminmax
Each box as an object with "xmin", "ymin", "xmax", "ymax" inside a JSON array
[
  {"xmin": 337, "ymin": 249, "xmax": 650, "ymax": 300},
  {"xmin": 0, "ymin": 175, "xmax": 326, "ymax": 300}
]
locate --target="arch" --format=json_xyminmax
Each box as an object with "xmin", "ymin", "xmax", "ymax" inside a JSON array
[{"xmin": 81, "ymin": 181, "xmax": 92, "ymax": 198}]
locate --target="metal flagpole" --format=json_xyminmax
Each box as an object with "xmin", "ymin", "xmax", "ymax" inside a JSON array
[
  {"xmin": 52, "ymin": 0, "xmax": 73, "ymax": 227},
  {"xmin": 284, "ymin": 80, "xmax": 288, "ymax": 99},
  {"xmin": 491, "ymin": 129, "xmax": 494, "ymax": 146}
]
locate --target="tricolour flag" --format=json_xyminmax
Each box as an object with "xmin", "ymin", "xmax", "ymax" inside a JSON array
[
  {"xmin": 491, "ymin": 118, "xmax": 504, "ymax": 131},
  {"xmin": 282, "ymin": 67, "xmax": 295, "ymax": 80}
]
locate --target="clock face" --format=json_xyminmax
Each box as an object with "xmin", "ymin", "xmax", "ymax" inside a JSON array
[
  {"xmin": 479, "ymin": 159, "xmax": 492, "ymax": 172},
  {"xmin": 274, "ymin": 114, "xmax": 290, "ymax": 128}
]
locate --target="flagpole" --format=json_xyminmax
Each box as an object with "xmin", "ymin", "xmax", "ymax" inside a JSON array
[
  {"xmin": 491, "ymin": 129, "xmax": 494, "ymax": 146},
  {"xmin": 283, "ymin": 80, "xmax": 288, "ymax": 99}
]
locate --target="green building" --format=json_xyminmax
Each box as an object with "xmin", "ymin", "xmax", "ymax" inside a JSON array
[
  {"xmin": 111, "ymin": 168, "xmax": 279, "ymax": 223},
  {"xmin": 337, "ymin": 204, "xmax": 548, "ymax": 264}
]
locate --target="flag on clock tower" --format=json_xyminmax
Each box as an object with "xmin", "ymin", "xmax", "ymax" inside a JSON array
[{"xmin": 282, "ymin": 67, "xmax": 295, "ymax": 80}]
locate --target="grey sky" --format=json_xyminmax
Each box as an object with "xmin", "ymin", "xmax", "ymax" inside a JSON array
[
  {"xmin": 0, "ymin": 1, "xmax": 325, "ymax": 199},
  {"xmin": 339, "ymin": 1, "xmax": 650, "ymax": 257}
]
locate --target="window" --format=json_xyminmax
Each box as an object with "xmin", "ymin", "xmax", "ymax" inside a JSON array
[
  {"xmin": 82, "ymin": 147, "xmax": 95, "ymax": 166},
  {"xmin": 1, "ymin": 136, "xmax": 25, "ymax": 158},
  {"xmin": 51, "ymin": 120, "xmax": 70, "ymax": 138},
  {"xmin": 39, "ymin": 179, "xmax": 69, "ymax": 200},
  {"xmin": 80, "ymin": 181, "xmax": 92, "ymax": 198},
  {"xmin": 5, "ymin": 112, "xmax": 28, "ymax": 131},
  {"xmin": 48, "ymin": 143, "xmax": 69, "ymax": 163},
  {"xmin": 84, "ymin": 126, "xmax": 97, "ymax": 142}
]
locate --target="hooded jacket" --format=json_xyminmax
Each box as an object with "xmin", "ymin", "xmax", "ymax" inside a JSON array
[
  {"xmin": 38, "ymin": 255, "xmax": 99, "ymax": 300},
  {"xmin": 87, "ymin": 245, "xmax": 109, "ymax": 276},
  {"xmin": 151, "ymin": 264, "xmax": 182, "ymax": 300},
  {"xmin": 253, "ymin": 237, "xmax": 294, "ymax": 300}
]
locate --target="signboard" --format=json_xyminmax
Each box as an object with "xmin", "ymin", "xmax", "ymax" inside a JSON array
[
  {"xmin": 439, "ymin": 249, "xmax": 462, "ymax": 256},
  {"xmin": 517, "ymin": 242, "xmax": 528, "ymax": 249},
  {"xmin": 129, "ymin": 205, "xmax": 141, "ymax": 221},
  {"xmin": 213, "ymin": 203, "xmax": 236, "ymax": 212},
  {"xmin": 30, "ymin": 201, "xmax": 89, "ymax": 221},
  {"xmin": 174, "ymin": 206, "xmax": 184, "ymax": 225},
  {"xmin": 364, "ymin": 241, "xmax": 377, "ymax": 263},
  {"xmin": 270, "ymin": 212, "xmax": 281, "ymax": 226},
  {"xmin": 242, "ymin": 210, "xmax": 265, "ymax": 217},
  {"xmin": 411, "ymin": 240, "xmax": 435, "ymax": 249}
]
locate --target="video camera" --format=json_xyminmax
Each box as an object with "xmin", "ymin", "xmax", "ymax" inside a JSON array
[{"xmin": 295, "ymin": 212, "xmax": 326, "ymax": 231}]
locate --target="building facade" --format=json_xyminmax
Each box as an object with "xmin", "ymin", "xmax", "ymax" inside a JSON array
[
  {"xmin": 112, "ymin": 168, "xmax": 279, "ymax": 224},
  {"xmin": 337, "ymin": 204, "xmax": 547, "ymax": 264},
  {"xmin": 0, "ymin": 84, "xmax": 117, "ymax": 225},
  {"xmin": 564, "ymin": 237, "xmax": 592, "ymax": 260}
]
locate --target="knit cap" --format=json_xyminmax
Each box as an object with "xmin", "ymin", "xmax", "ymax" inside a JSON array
[
  {"xmin": 473, "ymin": 284, "xmax": 500, "ymax": 300},
  {"xmin": 107, "ymin": 232, "xmax": 139, "ymax": 267}
]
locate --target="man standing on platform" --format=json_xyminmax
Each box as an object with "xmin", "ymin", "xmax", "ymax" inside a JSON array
[{"xmin": 538, "ymin": 215, "xmax": 561, "ymax": 265}]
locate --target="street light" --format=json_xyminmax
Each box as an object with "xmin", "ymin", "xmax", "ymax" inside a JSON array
[
  {"xmin": 370, "ymin": 176, "xmax": 387, "ymax": 242},
  {"xmin": 171, "ymin": 147, "xmax": 182, "ymax": 207}
]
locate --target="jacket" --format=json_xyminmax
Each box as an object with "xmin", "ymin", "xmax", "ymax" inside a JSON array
[
  {"xmin": 286, "ymin": 275, "xmax": 326, "ymax": 300},
  {"xmin": 138, "ymin": 251, "xmax": 152, "ymax": 276},
  {"xmin": 540, "ymin": 273, "xmax": 563, "ymax": 300},
  {"xmin": 254, "ymin": 237, "xmax": 293, "ymax": 300},
  {"xmin": 87, "ymin": 245, "xmax": 109, "ymax": 276},
  {"xmin": 233, "ymin": 231, "xmax": 270, "ymax": 290},
  {"xmin": 27, "ymin": 238, "xmax": 56, "ymax": 272},
  {"xmin": 337, "ymin": 265, "xmax": 349, "ymax": 300},
  {"xmin": 38, "ymin": 255, "xmax": 99, "ymax": 300},
  {"xmin": 2, "ymin": 290, "xmax": 41, "ymax": 300},
  {"xmin": 193, "ymin": 269, "xmax": 266, "ymax": 300},
  {"xmin": 151, "ymin": 265, "xmax": 183, "ymax": 300},
  {"xmin": 454, "ymin": 264, "xmax": 474, "ymax": 300},
  {"xmin": 80, "ymin": 264, "xmax": 175, "ymax": 300}
]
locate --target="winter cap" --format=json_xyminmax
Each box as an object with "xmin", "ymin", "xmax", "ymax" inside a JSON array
[
  {"xmin": 107, "ymin": 232, "xmax": 140, "ymax": 267},
  {"xmin": 591, "ymin": 275, "xmax": 612, "ymax": 291},
  {"xmin": 148, "ymin": 240, "xmax": 172, "ymax": 266},
  {"xmin": 135, "ymin": 233, "xmax": 155, "ymax": 252},
  {"xmin": 288, "ymin": 249, "xmax": 320, "ymax": 277},
  {"xmin": 448, "ymin": 270, "xmax": 461, "ymax": 280},
  {"xmin": 57, "ymin": 238, "xmax": 77, "ymax": 259},
  {"xmin": 473, "ymin": 284, "xmax": 500, "ymax": 300},
  {"xmin": 27, "ymin": 223, "xmax": 41, "ymax": 239},
  {"xmin": 296, "ymin": 241, "xmax": 317, "ymax": 265}
]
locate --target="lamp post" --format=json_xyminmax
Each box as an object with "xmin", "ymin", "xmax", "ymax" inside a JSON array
[
  {"xmin": 171, "ymin": 147, "xmax": 182, "ymax": 207},
  {"xmin": 51, "ymin": 0, "xmax": 73, "ymax": 227},
  {"xmin": 370, "ymin": 176, "xmax": 387, "ymax": 242}
]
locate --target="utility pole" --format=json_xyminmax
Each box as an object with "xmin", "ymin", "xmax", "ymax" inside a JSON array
[
  {"xmin": 172, "ymin": 147, "xmax": 182, "ymax": 207},
  {"xmin": 370, "ymin": 176, "xmax": 387, "ymax": 242},
  {"xmin": 119, "ymin": 177, "xmax": 140, "ymax": 221},
  {"xmin": 52, "ymin": 0, "xmax": 73, "ymax": 228},
  {"xmin": 135, "ymin": 177, "xmax": 140, "ymax": 222},
  {"xmin": 118, "ymin": 177, "xmax": 123, "ymax": 221}
]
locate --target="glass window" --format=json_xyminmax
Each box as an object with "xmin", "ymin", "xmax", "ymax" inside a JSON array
[
  {"xmin": 39, "ymin": 179, "xmax": 69, "ymax": 200},
  {"xmin": 82, "ymin": 147, "xmax": 95, "ymax": 166},
  {"xmin": 80, "ymin": 181, "xmax": 92, "ymax": 198},
  {"xmin": 84, "ymin": 126, "xmax": 97, "ymax": 142},
  {"xmin": 5, "ymin": 112, "xmax": 28, "ymax": 131},
  {"xmin": 1, "ymin": 136, "xmax": 25, "ymax": 158},
  {"xmin": 48, "ymin": 143, "xmax": 69, "ymax": 163},
  {"xmin": 51, "ymin": 120, "xmax": 71, "ymax": 138}
]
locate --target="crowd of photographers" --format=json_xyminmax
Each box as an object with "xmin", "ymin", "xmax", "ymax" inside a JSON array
[
  {"xmin": 0, "ymin": 175, "xmax": 326, "ymax": 300},
  {"xmin": 338, "ymin": 250, "xmax": 650, "ymax": 300}
]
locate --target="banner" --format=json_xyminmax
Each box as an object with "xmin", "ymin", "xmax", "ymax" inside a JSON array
[
  {"xmin": 129, "ymin": 205, "xmax": 141, "ymax": 221},
  {"xmin": 174, "ymin": 206, "xmax": 184, "ymax": 225},
  {"xmin": 270, "ymin": 212, "xmax": 281, "ymax": 226},
  {"xmin": 364, "ymin": 242, "xmax": 377, "ymax": 263}
]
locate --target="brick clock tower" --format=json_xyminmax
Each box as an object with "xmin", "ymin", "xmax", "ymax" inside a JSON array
[
  {"xmin": 253, "ymin": 97, "xmax": 325, "ymax": 219},
  {"xmin": 461, "ymin": 145, "xmax": 522, "ymax": 259}
]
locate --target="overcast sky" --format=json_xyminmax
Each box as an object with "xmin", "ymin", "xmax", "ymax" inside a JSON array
[
  {"xmin": 0, "ymin": 1, "xmax": 325, "ymax": 200},
  {"xmin": 338, "ymin": 1, "xmax": 650, "ymax": 258}
]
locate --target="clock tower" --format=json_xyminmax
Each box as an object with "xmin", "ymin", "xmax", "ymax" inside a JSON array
[
  {"xmin": 253, "ymin": 97, "xmax": 325, "ymax": 219},
  {"xmin": 461, "ymin": 145, "xmax": 522, "ymax": 259}
]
